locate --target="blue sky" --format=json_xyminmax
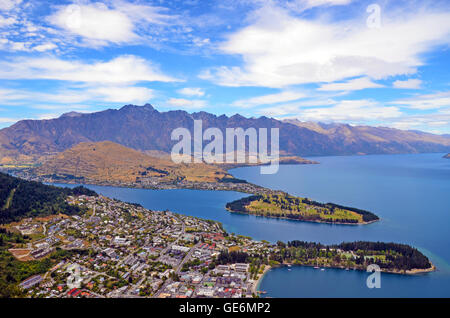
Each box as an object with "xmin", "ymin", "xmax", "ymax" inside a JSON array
[{"xmin": 0, "ymin": 0, "xmax": 449, "ymax": 133}]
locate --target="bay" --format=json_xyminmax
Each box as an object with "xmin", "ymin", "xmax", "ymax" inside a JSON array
[{"xmin": 54, "ymin": 153, "xmax": 450, "ymax": 297}]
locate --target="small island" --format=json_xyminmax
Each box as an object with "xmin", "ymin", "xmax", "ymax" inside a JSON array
[
  {"xmin": 444, "ymin": 153, "xmax": 450, "ymax": 159},
  {"xmin": 226, "ymin": 193, "xmax": 379, "ymax": 225}
]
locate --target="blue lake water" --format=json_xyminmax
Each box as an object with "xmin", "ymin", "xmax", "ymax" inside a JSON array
[{"xmin": 55, "ymin": 152, "xmax": 450, "ymax": 297}]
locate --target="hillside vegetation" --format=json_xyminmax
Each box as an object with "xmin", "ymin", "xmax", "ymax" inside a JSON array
[
  {"xmin": 226, "ymin": 194, "xmax": 379, "ymax": 224},
  {"xmin": 0, "ymin": 172, "xmax": 96, "ymax": 224},
  {"xmin": 272, "ymin": 241, "xmax": 432, "ymax": 272},
  {"xmin": 0, "ymin": 228, "xmax": 87, "ymax": 297}
]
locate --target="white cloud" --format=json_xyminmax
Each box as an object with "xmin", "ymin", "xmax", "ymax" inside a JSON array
[
  {"xmin": 387, "ymin": 111, "xmax": 450, "ymax": 133},
  {"xmin": 306, "ymin": 100, "xmax": 400, "ymax": 122},
  {"xmin": 287, "ymin": 0, "xmax": 352, "ymax": 12},
  {"xmin": 260, "ymin": 99, "xmax": 401, "ymax": 123},
  {"xmin": 111, "ymin": 0, "xmax": 173, "ymax": 25},
  {"xmin": 0, "ymin": 88, "xmax": 27, "ymax": 102},
  {"xmin": 392, "ymin": 79, "xmax": 422, "ymax": 89},
  {"xmin": 192, "ymin": 37, "xmax": 211, "ymax": 47},
  {"xmin": 202, "ymin": 5, "xmax": 450, "ymax": 88},
  {"xmin": 232, "ymin": 90, "xmax": 306, "ymax": 108},
  {"xmin": 318, "ymin": 77, "xmax": 384, "ymax": 91},
  {"xmin": 37, "ymin": 113, "xmax": 65, "ymax": 120},
  {"xmin": 48, "ymin": 1, "xmax": 174, "ymax": 46},
  {"xmin": 391, "ymin": 92, "xmax": 450, "ymax": 110},
  {"xmin": 307, "ymin": 0, "xmax": 351, "ymax": 5},
  {"xmin": 177, "ymin": 87, "xmax": 205, "ymax": 97},
  {"xmin": 30, "ymin": 104, "xmax": 92, "ymax": 111},
  {"xmin": 0, "ymin": 85, "xmax": 155, "ymax": 105},
  {"xmin": 0, "ymin": 40, "xmax": 57, "ymax": 53},
  {"xmin": 89, "ymin": 86, "xmax": 154, "ymax": 104},
  {"xmin": 257, "ymin": 103, "xmax": 306, "ymax": 117},
  {"xmin": 34, "ymin": 110, "xmax": 94, "ymax": 120},
  {"xmin": 0, "ymin": 55, "xmax": 180, "ymax": 84},
  {"xmin": 10, "ymin": 41, "xmax": 28, "ymax": 51},
  {"xmin": 32, "ymin": 42, "xmax": 57, "ymax": 52},
  {"xmin": 49, "ymin": 2, "xmax": 137, "ymax": 45},
  {"xmin": 298, "ymin": 100, "xmax": 401, "ymax": 122},
  {"xmin": 0, "ymin": 0, "xmax": 21, "ymax": 11},
  {"xmin": 0, "ymin": 117, "xmax": 18, "ymax": 124},
  {"xmin": 256, "ymin": 98, "xmax": 337, "ymax": 116},
  {"xmin": 0, "ymin": 14, "xmax": 63, "ymax": 52},
  {"xmin": 0, "ymin": 15, "xmax": 15, "ymax": 27},
  {"xmin": 166, "ymin": 98, "xmax": 207, "ymax": 109}
]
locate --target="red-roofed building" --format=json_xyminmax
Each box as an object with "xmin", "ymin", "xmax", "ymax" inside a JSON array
[{"xmin": 68, "ymin": 288, "xmax": 78, "ymax": 296}]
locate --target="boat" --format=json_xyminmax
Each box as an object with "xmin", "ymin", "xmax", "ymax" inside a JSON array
[
  {"xmin": 314, "ymin": 266, "xmax": 319, "ymax": 269},
  {"xmin": 321, "ymin": 268, "xmax": 325, "ymax": 271},
  {"xmin": 287, "ymin": 264, "xmax": 292, "ymax": 267}
]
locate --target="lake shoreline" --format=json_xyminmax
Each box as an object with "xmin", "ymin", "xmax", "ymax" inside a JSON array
[
  {"xmin": 253, "ymin": 265, "xmax": 272, "ymax": 295},
  {"xmin": 256, "ymin": 263, "xmax": 437, "ymax": 296},
  {"xmin": 44, "ymin": 153, "xmax": 448, "ymax": 297},
  {"xmin": 257, "ymin": 261, "xmax": 436, "ymax": 294},
  {"xmin": 5, "ymin": 159, "xmax": 318, "ymax": 196}
]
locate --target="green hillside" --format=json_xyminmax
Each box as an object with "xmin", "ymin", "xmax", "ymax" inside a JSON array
[{"xmin": 0, "ymin": 172, "xmax": 96, "ymax": 224}]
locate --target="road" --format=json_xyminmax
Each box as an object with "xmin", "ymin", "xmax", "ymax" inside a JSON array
[
  {"xmin": 153, "ymin": 216, "xmax": 200, "ymax": 298},
  {"xmin": 175, "ymin": 242, "xmax": 201, "ymax": 274}
]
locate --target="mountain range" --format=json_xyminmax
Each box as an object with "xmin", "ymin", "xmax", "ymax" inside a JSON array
[{"xmin": 0, "ymin": 104, "xmax": 449, "ymax": 163}]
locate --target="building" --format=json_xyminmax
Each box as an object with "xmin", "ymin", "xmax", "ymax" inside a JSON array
[
  {"xmin": 234, "ymin": 263, "xmax": 250, "ymax": 272},
  {"xmin": 171, "ymin": 245, "xmax": 190, "ymax": 253},
  {"xmin": 113, "ymin": 236, "xmax": 128, "ymax": 246},
  {"xmin": 20, "ymin": 275, "xmax": 43, "ymax": 289}
]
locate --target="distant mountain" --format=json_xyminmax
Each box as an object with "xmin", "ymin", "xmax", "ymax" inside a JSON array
[
  {"xmin": 0, "ymin": 104, "xmax": 449, "ymax": 163},
  {"xmin": 284, "ymin": 119, "xmax": 450, "ymax": 155},
  {"xmin": 59, "ymin": 111, "xmax": 85, "ymax": 118}
]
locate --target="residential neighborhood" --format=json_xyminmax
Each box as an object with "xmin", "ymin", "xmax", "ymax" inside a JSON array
[{"xmin": 11, "ymin": 195, "xmax": 272, "ymax": 298}]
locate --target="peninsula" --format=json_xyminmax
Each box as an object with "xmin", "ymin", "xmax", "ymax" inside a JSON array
[
  {"xmin": 226, "ymin": 193, "xmax": 379, "ymax": 225},
  {"xmin": 8, "ymin": 141, "xmax": 312, "ymax": 195}
]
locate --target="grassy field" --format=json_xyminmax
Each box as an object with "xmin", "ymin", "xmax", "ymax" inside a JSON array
[
  {"xmin": 247, "ymin": 199, "xmax": 363, "ymax": 222},
  {"xmin": 2, "ymin": 188, "xmax": 15, "ymax": 210}
]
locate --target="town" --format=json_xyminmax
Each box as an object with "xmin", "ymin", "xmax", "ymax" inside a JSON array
[
  {"xmin": 11, "ymin": 195, "xmax": 273, "ymax": 298},
  {"xmin": 6, "ymin": 194, "xmax": 433, "ymax": 299},
  {"xmin": 9, "ymin": 168, "xmax": 278, "ymax": 195}
]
